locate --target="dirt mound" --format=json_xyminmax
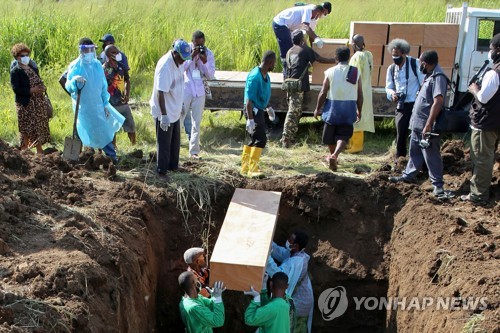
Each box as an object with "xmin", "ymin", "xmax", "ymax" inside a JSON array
[{"xmin": 0, "ymin": 138, "xmax": 498, "ymax": 333}]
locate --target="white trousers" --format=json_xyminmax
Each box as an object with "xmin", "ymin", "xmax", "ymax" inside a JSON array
[{"xmin": 181, "ymin": 92, "xmax": 206, "ymax": 155}]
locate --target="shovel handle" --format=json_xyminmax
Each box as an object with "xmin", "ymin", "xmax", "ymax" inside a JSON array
[{"xmin": 72, "ymin": 81, "xmax": 86, "ymax": 140}]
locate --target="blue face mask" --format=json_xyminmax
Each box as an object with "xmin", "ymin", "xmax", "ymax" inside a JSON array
[{"xmin": 82, "ymin": 53, "xmax": 94, "ymax": 63}]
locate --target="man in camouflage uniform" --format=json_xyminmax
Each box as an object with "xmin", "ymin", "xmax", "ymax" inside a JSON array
[{"xmin": 281, "ymin": 30, "xmax": 336, "ymax": 148}]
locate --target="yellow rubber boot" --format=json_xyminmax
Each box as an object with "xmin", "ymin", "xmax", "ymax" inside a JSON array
[
  {"xmin": 248, "ymin": 147, "xmax": 265, "ymax": 178},
  {"xmin": 345, "ymin": 131, "xmax": 364, "ymax": 153},
  {"xmin": 240, "ymin": 145, "xmax": 252, "ymax": 176}
]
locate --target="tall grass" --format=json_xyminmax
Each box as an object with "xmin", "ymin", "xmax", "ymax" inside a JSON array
[{"xmin": 0, "ymin": 0, "xmax": 496, "ymax": 148}]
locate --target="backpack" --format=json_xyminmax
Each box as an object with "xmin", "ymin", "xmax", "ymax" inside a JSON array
[{"xmin": 390, "ymin": 56, "xmax": 420, "ymax": 88}]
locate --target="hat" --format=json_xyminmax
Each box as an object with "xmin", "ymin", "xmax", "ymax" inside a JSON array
[
  {"xmin": 322, "ymin": 2, "xmax": 332, "ymax": 14},
  {"xmin": 184, "ymin": 247, "xmax": 204, "ymax": 264},
  {"xmin": 99, "ymin": 34, "xmax": 115, "ymax": 43},
  {"xmin": 173, "ymin": 39, "xmax": 192, "ymax": 60},
  {"xmin": 292, "ymin": 29, "xmax": 305, "ymax": 44}
]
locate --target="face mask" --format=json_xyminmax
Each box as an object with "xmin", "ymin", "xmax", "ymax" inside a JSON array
[
  {"xmin": 419, "ymin": 64, "xmax": 428, "ymax": 75},
  {"xmin": 82, "ymin": 53, "xmax": 94, "ymax": 63},
  {"xmin": 285, "ymin": 240, "xmax": 292, "ymax": 251},
  {"xmin": 20, "ymin": 56, "xmax": 30, "ymax": 65},
  {"xmin": 489, "ymin": 49, "xmax": 500, "ymax": 63},
  {"xmin": 392, "ymin": 56, "xmax": 403, "ymax": 66},
  {"xmin": 195, "ymin": 281, "xmax": 202, "ymax": 292},
  {"xmin": 114, "ymin": 53, "xmax": 123, "ymax": 62}
]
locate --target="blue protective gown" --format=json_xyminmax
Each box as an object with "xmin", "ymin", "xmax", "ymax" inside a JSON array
[{"xmin": 65, "ymin": 56, "xmax": 124, "ymax": 148}]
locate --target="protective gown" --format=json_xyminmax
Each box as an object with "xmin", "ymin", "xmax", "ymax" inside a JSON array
[
  {"xmin": 267, "ymin": 242, "xmax": 314, "ymax": 332},
  {"xmin": 65, "ymin": 56, "xmax": 124, "ymax": 148}
]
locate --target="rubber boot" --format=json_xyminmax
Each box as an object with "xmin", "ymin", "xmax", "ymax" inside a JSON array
[
  {"xmin": 345, "ymin": 131, "xmax": 364, "ymax": 153},
  {"xmin": 248, "ymin": 147, "xmax": 265, "ymax": 178},
  {"xmin": 240, "ymin": 145, "xmax": 252, "ymax": 176}
]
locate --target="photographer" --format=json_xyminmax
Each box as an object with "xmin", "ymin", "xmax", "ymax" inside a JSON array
[
  {"xmin": 390, "ymin": 51, "xmax": 451, "ymax": 198},
  {"xmin": 181, "ymin": 30, "xmax": 216, "ymax": 159},
  {"xmin": 385, "ymin": 39, "xmax": 425, "ymax": 160},
  {"xmin": 461, "ymin": 33, "xmax": 500, "ymax": 205}
]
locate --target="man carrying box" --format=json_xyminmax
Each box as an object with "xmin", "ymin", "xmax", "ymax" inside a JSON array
[
  {"xmin": 244, "ymin": 272, "xmax": 292, "ymax": 332},
  {"xmin": 178, "ymin": 271, "xmax": 226, "ymax": 333}
]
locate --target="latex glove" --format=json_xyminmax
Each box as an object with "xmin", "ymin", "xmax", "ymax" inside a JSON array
[
  {"xmin": 266, "ymin": 107, "xmax": 276, "ymax": 122},
  {"xmin": 262, "ymin": 273, "xmax": 269, "ymax": 291},
  {"xmin": 246, "ymin": 119, "xmax": 255, "ymax": 135},
  {"xmin": 159, "ymin": 114, "xmax": 170, "ymax": 132},
  {"xmin": 207, "ymin": 281, "xmax": 226, "ymax": 304},
  {"xmin": 244, "ymin": 286, "xmax": 261, "ymax": 303},
  {"xmin": 314, "ymin": 37, "xmax": 324, "ymax": 48},
  {"xmin": 74, "ymin": 76, "xmax": 86, "ymax": 84}
]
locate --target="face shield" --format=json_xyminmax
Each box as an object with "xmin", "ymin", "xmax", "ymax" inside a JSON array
[{"xmin": 79, "ymin": 44, "xmax": 97, "ymax": 64}]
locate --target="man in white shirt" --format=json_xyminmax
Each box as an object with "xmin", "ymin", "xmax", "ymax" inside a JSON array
[
  {"xmin": 181, "ymin": 30, "xmax": 216, "ymax": 159},
  {"xmin": 461, "ymin": 33, "xmax": 500, "ymax": 205},
  {"xmin": 272, "ymin": 4, "xmax": 325, "ymax": 76},
  {"xmin": 150, "ymin": 39, "xmax": 192, "ymax": 178}
]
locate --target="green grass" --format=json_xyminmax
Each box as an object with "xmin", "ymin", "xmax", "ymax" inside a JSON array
[{"xmin": 0, "ymin": 0, "xmax": 494, "ymax": 177}]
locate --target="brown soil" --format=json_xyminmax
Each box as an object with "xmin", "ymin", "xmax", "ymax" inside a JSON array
[{"xmin": 0, "ymin": 139, "xmax": 498, "ymax": 333}]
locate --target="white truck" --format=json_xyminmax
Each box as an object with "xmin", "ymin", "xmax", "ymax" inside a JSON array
[{"xmin": 204, "ymin": 3, "xmax": 500, "ymax": 117}]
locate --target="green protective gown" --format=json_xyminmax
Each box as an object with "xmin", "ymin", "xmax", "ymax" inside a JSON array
[
  {"xmin": 179, "ymin": 295, "xmax": 225, "ymax": 333},
  {"xmin": 244, "ymin": 292, "xmax": 291, "ymax": 333}
]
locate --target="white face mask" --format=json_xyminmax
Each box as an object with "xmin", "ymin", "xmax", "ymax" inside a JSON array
[
  {"xmin": 20, "ymin": 56, "xmax": 30, "ymax": 65},
  {"xmin": 82, "ymin": 52, "xmax": 95, "ymax": 63},
  {"xmin": 285, "ymin": 240, "xmax": 292, "ymax": 251},
  {"xmin": 114, "ymin": 53, "xmax": 122, "ymax": 62},
  {"xmin": 488, "ymin": 50, "xmax": 494, "ymax": 63}
]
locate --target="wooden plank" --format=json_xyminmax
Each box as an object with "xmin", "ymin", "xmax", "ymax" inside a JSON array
[
  {"xmin": 210, "ymin": 189, "xmax": 281, "ymax": 291},
  {"xmin": 423, "ymin": 23, "xmax": 459, "ymax": 47},
  {"xmin": 388, "ymin": 23, "xmax": 425, "ymax": 45},
  {"xmin": 350, "ymin": 21, "xmax": 389, "ymax": 45},
  {"xmin": 420, "ymin": 47, "xmax": 457, "ymax": 67}
]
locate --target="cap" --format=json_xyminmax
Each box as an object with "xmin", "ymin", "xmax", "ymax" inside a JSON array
[
  {"xmin": 292, "ymin": 29, "xmax": 305, "ymax": 44},
  {"xmin": 322, "ymin": 2, "xmax": 332, "ymax": 14},
  {"xmin": 173, "ymin": 39, "xmax": 192, "ymax": 60},
  {"xmin": 183, "ymin": 247, "xmax": 204, "ymax": 264},
  {"xmin": 99, "ymin": 34, "xmax": 115, "ymax": 43}
]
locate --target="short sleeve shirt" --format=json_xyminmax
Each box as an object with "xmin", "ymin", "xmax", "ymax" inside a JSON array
[
  {"xmin": 287, "ymin": 45, "xmax": 316, "ymax": 92},
  {"xmin": 244, "ymin": 66, "xmax": 271, "ymax": 110},
  {"xmin": 273, "ymin": 6, "xmax": 312, "ymax": 30},
  {"xmin": 103, "ymin": 62, "xmax": 130, "ymax": 106},
  {"xmin": 149, "ymin": 51, "xmax": 185, "ymax": 123},
  {"xmin": 411, "ymin": 65, "xmax": 448, "ymax": 132}
]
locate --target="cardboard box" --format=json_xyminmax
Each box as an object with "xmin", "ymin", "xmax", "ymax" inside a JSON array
[
  {"xmin": 423, "ymin": 23, "xmax": 459, "ymax": 47},
  {"xmin": 372, "ymin": 66, "xmax": 381, "ymax": 87},
  {"xmin": 380, "ymin": 65, "xmax": 390, "ymax": 88},
  {"xmin": 383, "ymin": 45, "xmax": 420, "ymax": 65},
  {"xmin": 312, "ymin": 38, "xmax": 349, "ymax": 59},
  {"xmin": 210, "ymin": 189, "xmax": 281, "ymax": 292},
  {"xmin": 311, "ymin": 62, "xmax": 335, "ymax": 85},
  {"xmin": 441, "ymin": 67, "xmax": 453, "ymax": 79},
  {"xmin": 366, "ymin": 44, "xmax": 384, "ymax": 66},
  {"xmin": 350, "ymin": 21, "xmax": 390, "ymax": 45},
  {"xmin": 388, "ymin": 23, "xmax": 425, "ymax": 45},
  {"xmin": 420, "ymin": 47, "xmax": 457, "ymax": 68}
]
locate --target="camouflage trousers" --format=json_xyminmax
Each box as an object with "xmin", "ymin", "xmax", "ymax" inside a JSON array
[{"xmin": 281, "ymin": 91, "xmax": 304, "ymax": 146}]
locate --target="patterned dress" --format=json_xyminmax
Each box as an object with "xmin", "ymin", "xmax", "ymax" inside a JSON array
[{"xmin": 16, "ymin": 67, "xmax": 50, "ymax": 147}]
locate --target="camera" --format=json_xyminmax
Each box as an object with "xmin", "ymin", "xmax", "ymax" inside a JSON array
[
  {"xmin": 395, "ymin": 92, "xmax": 406, "ymax": 102},
  {"xmin": 419, "ymin": 132, "xmax": 439, "ymax": 149},
  {"xmin": 197, "ymin": 46, "xmax": 205, "ymax": 55}
]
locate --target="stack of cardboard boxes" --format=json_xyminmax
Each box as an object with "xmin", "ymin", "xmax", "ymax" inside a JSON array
[{"xmin": 311, "ymin": 22, "xmax": 459, "ymax": 87}]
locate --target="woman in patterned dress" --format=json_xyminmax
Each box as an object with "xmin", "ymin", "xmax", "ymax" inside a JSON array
[{"xmin": 10, "ymin": 43, "xmax": 50, "ymax": 154}]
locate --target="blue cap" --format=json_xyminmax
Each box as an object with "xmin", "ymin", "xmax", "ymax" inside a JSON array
[
  {"xmin": 99, "ymin": 34, "xmax": 115, "ymax": 43},
  {"xmin": 173, "ymin": 39, "xmax": 192, "ymax": 60}
]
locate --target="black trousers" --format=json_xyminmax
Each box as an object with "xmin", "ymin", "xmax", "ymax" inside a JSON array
[
  {"xmin": 395, "ymin": 102, "xmax": 414, "ymax": 158},
  {"xmin": 156, "ymin": 119, "xmax": 180, "ymax": 173},
  {"xmin": 247, "ymin": 109, "xmax": 267, "ymax": 148}
]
